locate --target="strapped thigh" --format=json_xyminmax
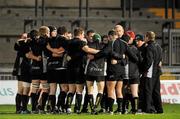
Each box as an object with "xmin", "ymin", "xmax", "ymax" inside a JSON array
[
  {"xmin": 41, "ymin": 82, "xmax": 49, "ymax": 90},
  {"xmin": 31, "ymin": 82, "xmax": 40, "ymax": 89}
]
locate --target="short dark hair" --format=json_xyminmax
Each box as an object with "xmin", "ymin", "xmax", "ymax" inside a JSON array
[
  {"xmin": 102, "ymin": 35, "xmax": 108, "ymax": 39},
  {"xmin": 108, "ymin": 29, "xmax": 117, "ymax": 36},
  {"xmin": 74, "ymin": 27, "xmax": 84, "ymax": 37},
  {"xmin": 57, "ymin": 26, "xmax": 67, "ymax": 35},
  {"xmin": 29, "ymin": 29, "xmax": 39, "ymax": 39},
  {"xmin": 86, "ymin": 29, "xmax": 95, "ymax": 36},
  {"xmin": 122, "ymin": 34, "xmax": 130, "ymax": 43},
  {"xmin": 48, "ymin": 26, "xmax": 57, "ymax": 33}
]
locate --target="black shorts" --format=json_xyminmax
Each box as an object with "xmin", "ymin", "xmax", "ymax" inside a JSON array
[
  {"xmin": 19, "ymin": 68, "xmax": 31, "ymax": 83},
  {"xmin": 17, "ymin": 75, "xmax": 31, "ymax": 83},
  {"xmin": 67, "ymin": 67, "xmax": 85, "ymax": 84},
  {"xmin": 31, "ymin": 73, "xmax": 47, "ymax": 81},
  {"xmin": 129, "ymin": 78, "xmax": 140, "ymax": 84},
  {"xmin": 123, "ymin": 79, "xmax": 129, "ymax": 85},
  {"xmin": 57, "ymin": 69, "xmax": 68, "ymax": 84},
  {"xmin": 47, "ymin": 70, "xmax": 58, "ymax": 83},
  {"xmin": 86, "ymin": 75, "xmax": 105, "ymax": 82},
  {"xmin": 106, "ymin": 70, "xmax": 124, "ymax": 81},
  {"xmin": 31, "ymin": 74, "xmax": 42, "ymax": 80},
  {"xmin": 47, "ymin": 69, "xmax": 67, "ymax": 84},
  {"xmin": 41, "ymin": 73, "xmax": 47, "ymax": 80}
]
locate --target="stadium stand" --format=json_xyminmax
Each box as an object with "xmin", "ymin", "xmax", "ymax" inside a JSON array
[
  {"xmin": 148, "ymin": 8, "xmax": 180, "ymax": 28},
  {"xmin": 0, "ymin": 0, "xmax": 179, "ymax": 69}
]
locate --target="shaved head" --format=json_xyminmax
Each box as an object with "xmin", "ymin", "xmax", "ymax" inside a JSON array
[{"xmin": 114, "ymin": 25, "xmax": 124, "ymax": 38}]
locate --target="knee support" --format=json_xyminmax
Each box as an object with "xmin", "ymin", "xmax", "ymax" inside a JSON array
[
  {"xmin": 31, "ymin": 82, "xmax": 40, "ymax": 89},
  {"xmin": 41, "ymin": 82, "xmax": 49, "ymax": 90}
]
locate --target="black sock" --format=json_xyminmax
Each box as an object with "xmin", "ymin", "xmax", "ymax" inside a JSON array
[
  {"xmin": 75, "ymin": 93, "xmax": 82, "ymax": 111},
  {"xmin": 27, "ymin": 96, "xmax": 30, "ymax": 106},
  {"xmin": 49, "ymin": 95, "xmax": 56, "ymax": 111},
  {"xmin": 131, "ymin": 97, "xmax": 138, "ymax": 112},
  {"xmin": 108, "ymin": 97, "xmax": 114, "ymax": 112},
  {"xmin": 57, "ymin": 91, "xmax": 67, "ymax": 110},
  {"xmin": 22, "ymin": 95, "xmax": 28, "ymax": 111},
  {"xmin": 100, "ymin": 93, "xmax": 107, "ymax": 109},
  {"xmin": 41, "ymin": 92, "xmax": 48, "ymax": 111},
  {"xmin": 88, "ymin": 94, "xmax": 94, "ymax": 111},
  {"xmin": 102, "ymin": 86, "xmax": 108, "ymax": 110},
  {"xmin": 105, "ymin": 94, "xmax": 108, "ymax": 110},
  {"xmin": 66, "ymin": 93, "xmax": 74, "ymax": 108},
  {"xmin": 122, "ymin": 97, "xmax": 128, "ymax": 114},
  {"xmin": 117, "ymin": 98, "xmax": 123, "ymax": 112},
  {"xmin": 31, "ymin": 93, "xmax": 38, "ymax": 111},
  {"xmin": 95, "ymin": 93, "xmax": 103, "ymax": 109},
  {"xmin": 82, "ymin": 93, "xmax": 89, "ymax": 110},
  {"xmin": 15, "ymin": 93, "xmax": 22, "ymax": 112},
  {"xmin": 47, "ymin": 96, "xmax": 50, "ymax": 107}
]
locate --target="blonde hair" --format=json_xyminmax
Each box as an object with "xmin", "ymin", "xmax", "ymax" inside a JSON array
[
  {"xmin": 39, "ymin": 26, "xmax": 49, "ymax": 37},
  {"xmin": 146, "ymin": 31, "xmax": 156, "ymax": 41}
]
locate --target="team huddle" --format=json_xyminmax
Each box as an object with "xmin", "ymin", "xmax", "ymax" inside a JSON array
[{"xmin": 13, "ymin": 24, "xmax": 163, "ymax": 115}]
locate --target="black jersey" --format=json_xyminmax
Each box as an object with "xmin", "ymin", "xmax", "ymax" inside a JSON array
[
  {"xmin": 154, "ymin": 42, "xmax": 163, "ymax": 75},
  {"xmin": 84, "ymin": 41, "xmax": 107, "ymax": 76},
  {"xmin": 94, "ymin": 40, "xmax": 126, "ymax": 72},
  {"xmin": 13, "ymin": 40, "xmax": 31, "ymax": 77},
  {"xmin": 14, "ymin": 40, "xmax": 30, "ymax": 57},
  {"xmin": 30, "ymin": 37, "xmax": 48, "ymax": 56},
  {"xmin": 66, "ymin": 38, "xmax": 86, "ymax": 68},
  {"xmin": 108, "ymin": 38, "xmax": 128, "ymax": 74},
  {"xmin": 141, "ymin": 41, "xmax": 157, "ymax": 78},
  {"xmin": 138, "ymin": 43, "xmax": 147, "ymax": 74},
  {"xmin": 30, "ymin": 37, "xmax": 48, "ymax": 75},
  {"xmin": 47, "ymin": 35, "xmax": 68, "ymax": 70},
  {"xmin": 128, "ymin": 45, "xmax": 140, "ymax": 79}
]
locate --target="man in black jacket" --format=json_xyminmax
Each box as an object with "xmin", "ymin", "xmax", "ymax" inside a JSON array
[
  {"xmin": 152, "ymin": 41, "xmax": 163, "ymax": 114},
  {"xmin": 140, "ymin": 31, "xmax": 159, "ymax": 113},
  {"xmin": 134, "ymin": 34, "xmax": 146, "ymax": 113}
]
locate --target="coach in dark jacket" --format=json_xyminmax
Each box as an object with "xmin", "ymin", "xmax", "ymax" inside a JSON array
[
  {"xmin": 135, "ymin": 34, "xmax": 149, "ymax": 113},
  {"xmin": 151, "ymin": 41, "xmax": 163, "ymax": 113},
  {"xmin": 140, "ymin": 31, "xmax": 159, "ymax": 113}
]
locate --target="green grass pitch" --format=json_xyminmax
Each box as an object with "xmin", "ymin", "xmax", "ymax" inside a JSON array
[{"xmin": 0, "ymin": 104, "xmax": 180, "ymax": 119}]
